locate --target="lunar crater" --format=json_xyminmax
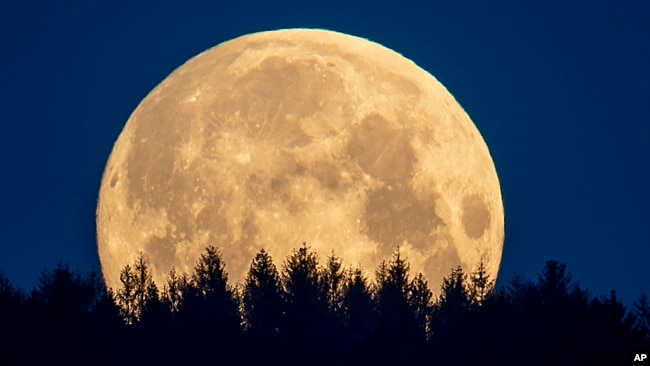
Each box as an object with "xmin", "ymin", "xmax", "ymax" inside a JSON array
[
  {"xmin": 109, "ymin": 174, "xmax": 118, "ymax": 188},
  {"xmin": 461, "ymin": 193, "xmax": 491, "ymax": 239},
  {"xmin": 347, "ymin": 113, "xmax": 417, "ymax": 183},
  {"xmin": 363, "ymin": 185, "xmax": 443, "ymax": 252}
]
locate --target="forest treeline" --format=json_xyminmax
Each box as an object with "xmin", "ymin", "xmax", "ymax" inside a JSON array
[{"xmin": 1, "ymin": 244, "xmax": 649, "ymax": 365}]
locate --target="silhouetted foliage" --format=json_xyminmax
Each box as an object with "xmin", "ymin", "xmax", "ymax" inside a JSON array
[
  {"xmin": 282, "ymin": 244, "xmax": 322, "ymax": 307},
  {"xmin": 0, "ymin": 270, "xmax": 25, "ymax": 360},
  {"xmin": 115, "ymin": 252, "xmax": 160, "ymax": 324},
  {"xmin": 2, "ymin": 247, "xmax": 648, "ymax": 365},
  {"xmin": 468, "ymin": 258, "xmax": 494, "ymax": 306},
  {"xmin": 342, "ymin": 267, "xmax": 376, "ymax": 345},
  {"xmin": 21, "ymin": 264, "xmax": 105, "ymax": 363},
  {"xmin": 435, "ymin": 266, "xmax": 471, "ymax": 321},
  {"xmin": 191, "ymin": 246, "xmax": 231, "ymax": 297},
  {"xmin": 0, "ymin": 270, "xmax": 22, "ymax": 318},
  {"xmin": 429, "ymin": 266, "xmax": 472, "ymax": 362},
  {"xmin": 320, "ymin": 252, "xmax": 345, "ymax": 316},
  {"xmin": 162, "ymin": 265, "xmax": 188, "ymax": 313},
  {"xmin": 280, "ymin": 243, "xmax": 334, "ymax": 364},
  {"xmin": 408, "ymin": 272, "xmax": 433, "ymax": 338},
  {"xmin": 180, "ymin": 245, "xmax": 241, "ymax": 363},
  {"xmin": 373, "ymin": 249, "xmax": 424, "ymax": 363},
  {"xmin": 32, "ymin": 263, "xmax": 97, "ymax": 322},
  {"xmin": 242, "ymin": 249, "xmax": 283, "ymax": 344}
]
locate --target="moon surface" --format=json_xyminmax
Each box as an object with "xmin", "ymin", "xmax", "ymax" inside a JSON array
[{"xmin": 96, "ymin": 29, "xmax": 504, "ymax": 294}]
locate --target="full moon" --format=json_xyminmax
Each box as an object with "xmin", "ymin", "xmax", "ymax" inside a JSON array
[{"xmin": 97, "ymin": 29, "xmax": 504, "ymax": 294}]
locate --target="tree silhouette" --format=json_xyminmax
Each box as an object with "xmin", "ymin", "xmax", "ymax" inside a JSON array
[
  {"xmin": 87, "ymin": 277, "xmax": 123, "ymax": 366},
  {"xmin": 537, "ymin": 260, "xmax": 580, "ymax": 306},
  {"xmin": 508, "ymin": 260, "xmax": 594, "ymax": 364},
  {"xmin": 32, "ymin": 263, "xmax": 96, "ymax": 323},
  {"xmin": 434, "ymin": 266, "xmax": 471, "ymax": 325},
  {"xmin": 342, "ymin": 267, "xmax": 376, "ymax": 346},
  {"xmin": 0, "ymin": 270, "xmax": 27, "ymax": 362},
  {"xmin": 115, "ymin": 264, "xmax": 137, "ymax": 324},
  {"xmin": 281, "ymin": 243, "xmax": 332, "ymax": 364},
  {"xmin": 112, "ymin": 254, "xmax": 168, "ymax": 363},
  {"xmin": 468, "ymin": 259, "xmax": 494, "ymax": 306},
  {"xmin": 282, "ymin": 243, "xmax": 322, "ymax": 304},
  {"xmin": 320, "ymin": 252, "xmax": 345, "ymax": 316},
  {"xmin": 428, "ymin": 266, "xmax": 472, "ymax": 363},
  {"xmin": 25, "ymin": 264, "xmax": 100, "ymax": 363},
  {"xmin": 162, "ymin": 266, "xmax": 188, "ymax": 313},
  {"xmin": 408, "ymin": 272, "xmax": 433, "ymax": 340},
  {"xmin": 506, "ymin": 272, "xmax": 537, "ymax": 309},
  {"xmin": 582, "ymin": 290, "xmax": 640, "ymax": 364},
  {"xmin": 179, "ymin": 245, "xmax": 241, "ymax": 364},
  {"xmin": 373, "ymin": 249, "xmax": 422, "ymax": 363},
  {"xmin": 115, "ymin": 253, "xmax": 159, "ymax": 324},
  {"xmin": 242, "ymin": 249, "xmax": 283, "ymax": 339},
  {"xmin": 0, "ymin": 270, "xmax": 22, "ymax": 322},
  {"xmin": 191, "ymin": 246, "xmax": 232, "ymax": 298}
]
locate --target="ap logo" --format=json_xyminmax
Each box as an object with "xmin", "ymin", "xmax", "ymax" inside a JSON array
[{"xmin": 633, "ymin": 353, "xmax": 648, "ymax": 363}]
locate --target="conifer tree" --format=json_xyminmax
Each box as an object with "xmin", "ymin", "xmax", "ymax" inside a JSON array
[
  {"xmin": 0, "ymin": 271, "xmax": 27, "ymax": 362},
  {"xmin": 33, "ymin": 263, "xmax": 96, "ymax": 323},
  {"xmin": 386, "ymin": 249, "xmax": 410, "ymax": 294},
  {"xmin": 88, "ymin": 284, "xmax": 123, "ymax": 365},
  {"xmin": 433, "ymin": 266, "xmax": 471, "ymax": 330},
  {"xmin": 342, "ymin": 267, "xmax": 375, "ymax": 340},
  {"xmin": 0, "ymin": 270, "xmax": 22, "ymax": 325},
  {"xmin": 374, "ymin": 260, "xmax": 388, "ymax": 290},
  {"xmin": 162, "ymin": 266, "xmax": 187, "ymax": 313},
  {"xmin": 341, "ymin": 267, "xmax": 376, "ymax": 364},
  {"xmin": 0, "ymin": 270, "xmax": 21, "ymax": 303},
  {"xmin": 116, "ymin": 264, "xmax": 137, "ymax": 324},
  {"xmin": 375, "ymin": 249, "xmax": 412, "ymax": 322},
  {"xmin": 408, "ymin": 273, "xmax": 433, "ymax": 339},
  {"xmin": 134, "ymin": 254, "xmax": 162, "ymax": 323},
  {"xmin": 536, "ymin": 260, "xmax": 590, "ymax": 312},
  {"xmin": 282, "ymin": 243, "xmax": 323, "ymax": 309},
  {"xmin": 427, "ymin": 266, "xmax": 474, "ymax": 364},
  {"xmin": 115, "ymin": 253, "xmax": 160, "ymax": 324},
  {"xmin": 192, "ymin": 246, "xmax": 231, "ymax": 298},
  {"xmin": 281, "ymin": 243, "xmax": 330, "ymax": 363},
  {"xmin": 507, "ymin": 273, "xmax": 538, "ymax": 309},
  {"xmin": 28, "ymin": 264, "xmax": 98, "ymax": 363},
  {"xmin": 320, "ymin": 252, "xmax": 345, "ymax": 315},
  {"xmin": 373, "ymin": 249, "xmax": 420, "ymax": 363},
  {"xmin": 179, "ymin": 245, "xmax": 241, "ymax": 363},
  {"xmin": 468, "ymin": 259, "xmax": 494, "ymax": 306},
  {"xmin": 375, "ymin": 250, "xmax": 411, "ymax": 319},
  {"xmin": 243, "ymin": 249, "xmax": 283, "ymax": 339}
]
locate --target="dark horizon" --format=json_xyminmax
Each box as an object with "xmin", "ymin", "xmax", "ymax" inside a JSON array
[
  {"xmin": 1, "ymin": 241, "xmax": 647, "ymax": 309},
  {"xmin": 1, "ymin": 244, "xmax": 648, "ymax": 365}
]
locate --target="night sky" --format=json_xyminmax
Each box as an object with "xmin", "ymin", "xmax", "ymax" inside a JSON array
[{"xmin": 1, "ymin": 1, "xmax": 648, "ymax": 305}]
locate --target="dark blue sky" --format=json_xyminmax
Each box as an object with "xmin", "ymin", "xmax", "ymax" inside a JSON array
[{"xmin": 1, "ymin": 1, "xmax": 648, "ymax": 305}]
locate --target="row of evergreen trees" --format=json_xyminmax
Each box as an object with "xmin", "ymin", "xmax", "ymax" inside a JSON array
[{"xmin": 1, "ymin": 244, "xmax": 649, "ymax": 365}]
